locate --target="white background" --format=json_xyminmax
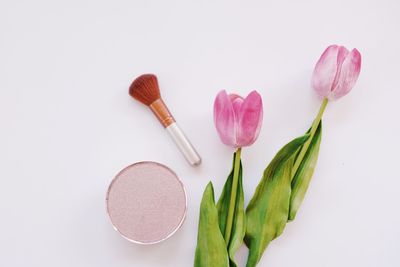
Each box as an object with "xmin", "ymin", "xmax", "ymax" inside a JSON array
[{"xmin": 1, "ymin": 0, "xmax": 399, "ymax": 266}]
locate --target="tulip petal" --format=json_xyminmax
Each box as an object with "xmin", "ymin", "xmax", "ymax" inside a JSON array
[
  {"xmin": 237, "ymin": 91, "xmax": 263, "ymax": 147},
  {"xmin": 330, "ymin": 48, "xmax": 362, "ymax": 100},
  {"xmin": 231, "ymin": 96, "xmax": 243, "ymax": 123},
  {"xmin": 331, "ymin": 46, "xmax": 350, "ymax": 90},
  {"xmin": 214, "ymin": 90, "xmax": 237, "ymax": 147},
  {"xmin": 231, "ymin": 97, "xmax": 244, "ymax": 147},
  {"xmin": 229, "ymin": 94, "xmax": 242, "ymax": 102},
  {"xmin": 312, "ymin": 45, "xmax": 340, "ymax": 99}
]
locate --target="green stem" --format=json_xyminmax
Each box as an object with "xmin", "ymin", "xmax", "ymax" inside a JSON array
[
  {"xmin": 292, "ymin": 98, "xmax": 328, "ymax": 178},
  {"xmin": 224, "ymin": 147, "xmax": 242, "ymax": 244}
]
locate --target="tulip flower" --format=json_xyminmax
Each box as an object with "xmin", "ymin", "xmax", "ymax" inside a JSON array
[
  {"xmin": 214, "ymin": 90, "xmax": 263, "ymax": 148},
  {"xmin": 244, "ymin": 45, "xmax": 362, "ymax": 267},
  {"xmin": 212, "ymin": 89, "xmax": 263, "ymax": 251},
  {"xmin": 293, "ymin": 45, "xmax": 362, "ymax": 178},
  {"xmin": 312, "ymin": 44, "xmax": 362, "ymax": 101}
]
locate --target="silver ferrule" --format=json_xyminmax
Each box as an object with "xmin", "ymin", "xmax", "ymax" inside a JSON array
[{"xmin": 166, "ymin": 123, "xmax": 201, "ymax": 167}]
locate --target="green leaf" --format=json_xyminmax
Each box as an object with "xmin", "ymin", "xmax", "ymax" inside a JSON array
[
  {"xmin": 244, "ymin": 135, "xmax": 309, "ymax": 267},
  {"xmin": 195, "ymin": 182, "xmax": 229, "ymax": 267},
  {"xmin": 217, "ymin": 153, "xmax": 245, "ymax": 267},
  {"xmin": 289, "ymin": 121, "xmax": 322, "ymax": 221}
]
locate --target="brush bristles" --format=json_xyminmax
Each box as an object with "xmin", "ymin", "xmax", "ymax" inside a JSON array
[{"xmin": 129, "ymin": 74, "xmax": 161, "ymax": 106}]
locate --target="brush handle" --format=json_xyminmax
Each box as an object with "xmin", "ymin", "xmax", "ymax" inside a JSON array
[
  {"xmin": 166, "ymin": 123, "xmax": 201, "ymax": 166},
  {"xmin": 149, "ymin": 99, "xmax": 201, "ymax": 166}
]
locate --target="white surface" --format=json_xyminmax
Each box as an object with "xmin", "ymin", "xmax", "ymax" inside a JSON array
[{"xmin": 1, "ymin": 0, "xmax": 399, "ymax": 266}]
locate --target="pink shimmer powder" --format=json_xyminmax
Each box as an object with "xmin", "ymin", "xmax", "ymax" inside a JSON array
[{"xmin": 106, "ymin": 162, "xmax": 187, "ymax": 244}]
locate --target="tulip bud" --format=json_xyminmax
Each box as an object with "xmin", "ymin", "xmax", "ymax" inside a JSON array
[
  {"xmin": 312, "ymin": 45, "xmax": 361, "ymax": 100},
  {"xmin": 214, "ymin": 90, "xmax": 263, "ymax": 148}
]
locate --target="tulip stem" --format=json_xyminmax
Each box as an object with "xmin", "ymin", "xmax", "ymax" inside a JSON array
[
  {"xmin": 292, "ymin": 98, "xmax": 328, "ymax": 178},
  {"xmin": 224, "ymin": 147, "xmax": 242, "ymax": 245}
]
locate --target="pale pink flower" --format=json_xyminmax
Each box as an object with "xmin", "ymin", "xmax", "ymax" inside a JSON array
[{"xmin": 312, "ymin": 45, "xmax": 361, "ymax": 100}]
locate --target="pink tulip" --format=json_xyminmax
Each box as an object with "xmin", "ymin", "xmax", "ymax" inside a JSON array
[
  {"xmin": 312, "ymin": 45, "xmax": 362, "ymax": 100},
  {"xmin": 214, "ymin": 90, "xmax": 263, "ymax": 148}
]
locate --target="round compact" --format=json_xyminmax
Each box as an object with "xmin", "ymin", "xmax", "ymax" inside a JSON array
[{"xmin": 106, "ymin": 161, "xmax": 187, "ymax": 244}]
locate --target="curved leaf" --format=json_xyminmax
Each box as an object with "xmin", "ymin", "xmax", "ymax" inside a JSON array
[
  {"xmin": 289, "ymin": 121, "xmax": 322, "ymax": 221},
  {"xmin": 217, "ymin": 153, "xmax": 245, "ymax": 267},
  {"xmin": 245, "ymin": 135, "xmax": 309, "ymax": 267},
  {"xmin": 195, "ymin": 182, "xmax": 229, "ymax": 267}
]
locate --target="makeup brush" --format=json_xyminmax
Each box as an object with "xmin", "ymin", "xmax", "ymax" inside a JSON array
[{"xmin": 129, "ymin": 74, "xmax": 201, "ymax": 166}]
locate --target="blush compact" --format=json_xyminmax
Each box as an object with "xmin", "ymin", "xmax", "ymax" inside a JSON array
[{"xmin": 106, "ymin": 161, "xmax": 187, "ymax": 244}]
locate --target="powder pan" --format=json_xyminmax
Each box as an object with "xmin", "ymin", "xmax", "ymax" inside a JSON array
[{"xmin": 106, "ymin": 161, "xmax": 187, "ymax": 244}]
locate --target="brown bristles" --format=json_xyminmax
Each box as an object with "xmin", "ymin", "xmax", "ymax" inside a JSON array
[{"xmin": 129, "ymin": 74, "xmax": 161, "ymax": 106}]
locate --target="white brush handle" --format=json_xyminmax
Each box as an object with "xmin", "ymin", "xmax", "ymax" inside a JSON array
[{"xmin": 166, "ymin": 122, "xmax": 201, "ymax": 166}]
